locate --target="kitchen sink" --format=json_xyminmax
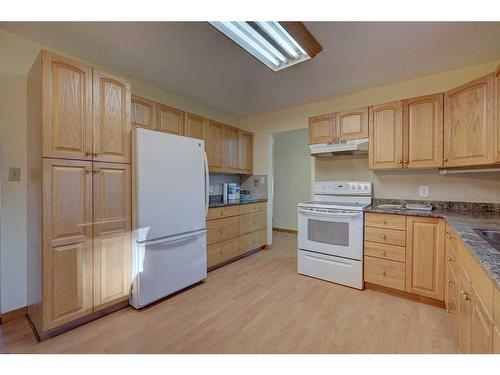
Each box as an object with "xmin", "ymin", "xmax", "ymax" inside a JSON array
[
  {"xmin": 374, "ymin": 204, "xmax": 404, "ymax": 210},
  {"xmin": 473, "ymin": 228, "xmax": 500, "ymax": 251}
]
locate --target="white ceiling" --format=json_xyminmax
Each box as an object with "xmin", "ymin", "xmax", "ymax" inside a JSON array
[{"xmin": 2, "ymin": 22, "xmax": 500, "ymax": 117}]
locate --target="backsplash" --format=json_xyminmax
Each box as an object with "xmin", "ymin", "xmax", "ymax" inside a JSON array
[
  {"xmin": 315, "ymin": 154, "xmax": 500, "ymax": 203},
  {"xmin": 208, "ymin": 173, "xmax": 268, "ymax": 199},
  {"xmin": 209, "ymin": 173, "xmax": 241, "ymax": 195}
]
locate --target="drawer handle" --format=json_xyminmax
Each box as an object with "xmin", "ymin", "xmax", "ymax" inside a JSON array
[
  {"xmin": 219, "ymin": 250, "xmax": 223, "ymax": 256},
  {"xmin": 381, "ymin": 234, "xmax": 386, "ymax": 240},
  {"xmin": 382, "ymin": 251, "xmax": 387, "ymax": 256},
  {"xmin": 461, "ymin": 290, "xmax": 470, "ymax": 302},
  {"xmin": 447, "ymin": 279, "xmax": 452, "ymax": 284},
  {"xmin": 382, "ymin": 270, "xmax": 386, "ymax": 276},
  {"xmin": 219, "ymin": 229, "xmax": 223, "ymax": 234}
]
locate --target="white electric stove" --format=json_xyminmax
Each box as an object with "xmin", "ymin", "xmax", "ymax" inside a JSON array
[{"xmin": 297, "ymin": 181, "xmax": 372, "ymax": 289}]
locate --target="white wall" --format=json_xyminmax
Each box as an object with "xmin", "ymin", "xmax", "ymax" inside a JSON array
[
  {"xmin": 0, "ymin": 29, "xmax": 237, "ymax": 314},
  {"xmin": 273, "ymin": 129, "xmax": 312, "ymax": 231}
]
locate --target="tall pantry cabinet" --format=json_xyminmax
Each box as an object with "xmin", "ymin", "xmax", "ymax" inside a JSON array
[{"xmin": 27, "ymin": 51, "xmax": 132, "ymax": 339}]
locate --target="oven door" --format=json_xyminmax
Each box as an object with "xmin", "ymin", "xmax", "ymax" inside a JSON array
[{"xmin": 297, "ymin": 207, "xmax": 363, "ymax": 260}]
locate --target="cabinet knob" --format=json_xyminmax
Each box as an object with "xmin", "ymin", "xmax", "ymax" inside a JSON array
[
  {"xmin": 447, "ymin": 256, "xmax": 452, "ymax": 261},
  {"xmin": 382, "ymin": 270, "xmax": 386, "ymax": 276},
  {"xmin": 93, "ymin": 168, "xmax": 101, "ymax": 174},
  {"xmin": 85, "ymin": 168, "xmax": 92, "ymax": 174},
  {"xmin": 93, "ymin": 152, "xmax": 99, "ymax": 157},
  {"xmin": 403, "ymin": 160, "xmax": 408, "ymax": 165},
  {"xmin": 443, "ymin": 158, "xmax": 448, "ymax": 162},
  {"xmin": 382, "ymin": 251, "xmax": 387, "ymax": 256},
  {"xmin": 382, "ymin": 234, "xmax": 386, "ymax": 239},
  {"xmin": 461, "ymin": 290, "xmax": 470, "ymax": 301}
]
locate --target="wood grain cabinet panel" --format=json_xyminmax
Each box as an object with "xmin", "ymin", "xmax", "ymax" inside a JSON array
[
  {"xmin": 308, "ymin": 113, "xmax": 335, "ymax": 144},
  {"xmin": 239, "ymin": 229, "xmax": 267, "ymax": 254},
  {"xmin": 184, "ymin": 112, "xmax": 206, "ymax": 140},
  {"xmin": 131, "ymin": 95, "xmax": 157, "ymax": 130},
  {"xmin": 403, "ymin": 93, "xmax": 444, "ymax": 168},
  {"xmin": 364, "ymin": 226, "xmax": 406, "ymax": 247},
  {"xmin": 494, "ymin": 326, "xmax": 500, "ymax": 354},
  {"xmin": 238, "ymin": 130, "xmax": 253, "ymax": 174},
  {"xmin": 364, "ymin": 241, "xmax": 405, "ymax": 262},
  {"xmin": 457, "ymin": 269, "xmax": 472, "ymax": 353},
  {"xmin": 93, "ymin": 70, "xmax": 131, "ymax": 164},
  {"xmin": 205, "ymin": 120, "xmax": 225, "ymax": 172},
  {"xmin": 206, "ymin": 205, "xmax": 240, "ymax": 220},
  {"xmin": 92, "ymin": 163, "xmax": 131, "ymax": 310},
  {"xmin": 207, "ymin": 216, "xmax": 239, "ymax": 246},
  {"xmin": 335, "ymin": 107, "xmax": 368, "ymax": 140},
  {"xmin": 444, "ymin": 73, "xmax": 495, "ymax": 167},
  {"xmin": 157, "ymin": 103, "xmax": 184, "ymax": 136},
  {"xmin": 369, "ymin": 101, "xmax": 403, "ymax": 169},
  {"xmin": 364, "ymin": 212, "xmax": 406, "ymax": 230},
  {"xmin": 364, "ymin": 256, "xmax": 406, "ymax": 291},
  {"xmin": 207, "ymin": 238, "xmax": 239, "ymax": 268},
  {"xmin": 405, "ymin": 217, "xmax": 445, "ymax": 301},
  {"xmin": 239, "ymin": 202, "xmax": 267, "ymax": 215},
  {"xmin": 446, "ymin": 262, "xmax": 459, "ymax": 346},
  {"xmin": 42, "ymin": 159, "xmax": 93, "ymax": 330},
  {"xmin": 471, "ymin": 285, "xmax": 494, "ymax": 353},
  {"xmin": 41, "ymin": 51, "xmax": 93, "ymax": 160},
  {"xmin": 239, "ymin": 211, "xmax": 267, "ymax": 235},
  {"xmin": 224, "ymin": 126, "xmax": 240, "ymax": 173},
  {"xmin": 495, "ymin": 65, "xmax": 500, "ymax": 162}
]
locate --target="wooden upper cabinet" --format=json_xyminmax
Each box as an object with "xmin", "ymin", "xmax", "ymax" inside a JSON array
[
  {"xmin": 444, "ymin": 73, "xmax": 494, "ymax": 167},
  {"xmin": 42, "ymin": 158, "xmax": 93, "ymax": 330},
  {"xmin": 224, "ymin": 125, "xmax": 240, "ymax": 173},
  {"xmin": 41, "ymin": 51, "xmax": 93, "ymax": 160},
  {"xmin": 157, "ymin": 103, "xmax": 184, "ymax": 136},
  {"xmin": 184, "ymin": 112, "xmax": 206, "ymax": 140},
  {"xmin": 308, "ymin": 113, "xmax": 335, "ymax": 144},
  {"xmin": 131, "ymin": 95, "xmax": 157, "ymax": 131},
  {"xmin": 238, "ymin": 130, "xmax": 253, "ymax": 174},
  {"xmin": 405, "ymin": 216, "xmax": 445, "ymax": 301},
  {"xmin": 93, "ymin": 69, "xmax": 131, "ymax": 164},
  {"xmin": 368, "ymin": 101, "xmax": 403, "ymax": 169},
  {"xmin": 335, "ymin": 107, "xmax": 368, "ymax": 140},
  {"xmin": 495, "ymin": 66, "xmax": 500, "ymax": 162},
  {"xmin": 403, "ymin": 93, "xmax": 444, "ymax": 168},
  {"xmin": 205, "ymin": 120, "xmax": 225, "ymax": 172},
  {"xmin": 92, "ymin": 162, "xmax": 131, "ymax": 310}
]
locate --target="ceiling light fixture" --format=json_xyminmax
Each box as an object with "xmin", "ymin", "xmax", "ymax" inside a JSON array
[{"xmin": 209, "ymin": 21, "xmax": 322, "ymax": 72}]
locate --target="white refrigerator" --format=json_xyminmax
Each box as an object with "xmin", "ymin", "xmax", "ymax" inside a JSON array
[{"xmin": 130, "ymin": 128, "xmax": 208, "ymax": 309}]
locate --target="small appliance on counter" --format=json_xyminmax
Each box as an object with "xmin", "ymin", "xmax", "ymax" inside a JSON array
[
  {"xmin": 240, "ymin": 190, "xmax": 251, "ymax": 201},
  {"xmin": 223, "ymin": 182, "xmax": 239, "ymax": 201}
]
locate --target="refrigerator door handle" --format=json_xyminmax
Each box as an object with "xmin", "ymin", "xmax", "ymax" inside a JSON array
[
  {"xmin": 138, "ymin": 228, "xmax": 207, "ymax": 247},
  {"xmin": 204, "ymin": 151, "xmax": 209, "ymax": 216}
]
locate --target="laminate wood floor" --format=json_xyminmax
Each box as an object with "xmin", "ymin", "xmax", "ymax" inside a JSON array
[{"xmin": 0, "ymin": 232, "xmax": 455, "ymax": 353}]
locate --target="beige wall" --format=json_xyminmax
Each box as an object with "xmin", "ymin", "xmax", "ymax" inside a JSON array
[
  {"xmin": 315, "ymin": 155, "xmax": 500, "ymax": 203},
  {"xmin": 237, "ymin": 59, "xmax": 500, "ymax": 175},
  {"xmin": 0, "ymin": 29, "xmax": 237, "ymax": 313}
]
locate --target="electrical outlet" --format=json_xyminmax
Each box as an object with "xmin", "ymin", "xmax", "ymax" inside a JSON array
[
  {"xmin": 254, "ymin": 178, "xmax": 259, "ymax": 187},
  {"xmin": 419, "ymin": 185, "xmax": 430, "ymax": 198},
  {"xmin": 8, "ymin": 167, "xmax": 21, "ymax": 182}
]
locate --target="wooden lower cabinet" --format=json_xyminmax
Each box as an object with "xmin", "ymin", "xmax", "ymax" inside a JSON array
[
  {"xmin": 405, "ymin": 216, "xmax": 445, "ymax": 301},
  {"xmin": 206, "ymin": 203, "xmax": 267, "ymax": 270},
  {"xmin": 364, "ymin": 256, "xmax": 405, "ymax": 291},
  {"xmin": 471, "ymin": 285, "xmax": 494, "ymax": 353}
]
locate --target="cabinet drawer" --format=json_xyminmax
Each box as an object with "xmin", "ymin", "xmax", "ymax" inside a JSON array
[
  {"xmin": 207, "ymin": 237, "xmax": 239, "ymax": 268},
  {"xmin": 239, "ymin": 202, "xmax": 267, "ymax": 215},
  {"xmin": 364, "ymin": 226, "xmax": 405, "ymax": 247},
  {"xmin": 239, "ymin": 229, "xmax": 267, "ymax": 253},
  {"xmin": 364, "ymin": 256, "xmax": 406, "ymax": 291},
  {"xmin": 365, "ymin": 213, "xmax": 406, "ymax": 230},
  {"xmin": 364, "ymin": 241, "xmax": 405, "ymax": 262},
  {"xmin": 207, "ymin": 216, "xmax": 239, "ymax": 245},
  {"xmin": 206, "ymin": 205, "xmax": 240, "ymax": 221},
  {"xmin": 239, "ymin": 211, "xmax": 267, "ymax": 235}
]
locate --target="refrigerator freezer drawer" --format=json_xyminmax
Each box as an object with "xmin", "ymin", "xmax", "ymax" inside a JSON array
[
  {"xmin": 130, "ymin": 233, "xmax": 207, "ymax": 309},
  {"xmin": 297, "ymin": 249, "xmax": 363, "ymax": 290}
]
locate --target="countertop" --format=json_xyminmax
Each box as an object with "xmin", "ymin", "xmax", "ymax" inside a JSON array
[
  {"xmin": 208, "ymin": 198, "xmax": 267, "ymax": 208},
  {"xmin": 364, "ymin": 205, "xmax": 500, "ymax": 289}
]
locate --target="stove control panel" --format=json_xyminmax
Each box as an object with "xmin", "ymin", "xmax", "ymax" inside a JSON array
[{"xmin": 314, "ymin": 181, "xmax": 372, "ymax": 195}]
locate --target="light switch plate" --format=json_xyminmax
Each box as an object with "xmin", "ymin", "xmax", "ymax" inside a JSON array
[
  {"xmin": 8, "ymin": 167, "xmax": 21, "ymax": 182},
  {"xmin": 419, "ymin": 185, "xmax": 430, "ymax": 198}
]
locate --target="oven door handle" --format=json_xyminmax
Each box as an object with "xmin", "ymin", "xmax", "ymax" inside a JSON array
[{"xmin": 298, "ymin": 208, "xmax": 362, "ymax": 218}]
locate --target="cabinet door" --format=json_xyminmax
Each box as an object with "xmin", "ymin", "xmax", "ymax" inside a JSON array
[
  {"xmin": 444, "ymin": 73, "xmax": 494, "ymax": 167},
  {"xmin": 238, "ymin": 130, "xmax": 253, "ymax": 174},
  {"xmin": 368, "ymin": 101, "xmax": 403, "ymax": 169},
  {"xmin": 403, "ymin": 93, "xmax": 444, "ymax": 168},
  {"xmin": 93, "ymin": 69, "xmax": 131, "ymax": 163},
  {"xmin": 308, "ymin": 113, "xmax": 335, "ymax": 144},
  {"xmin": 494, "ymin": 326, "xmax": 500, "ymax": 354},
  {"xmin": 335, "ymin": 107, "xmax": 368, "ymax": 140},
  {"xmin": 157, "ymin": 104, "xmax": 184, "ymax": 136},
  {"xmin": 446, "ymin": 263, "xmax": 459, "ymax": 346},
  {"xmin": 405, "ymin": 216, "xmax": 445, "ymax": 301},
  {"xmin": 93, "ymin": 162, "xmax": 131, "ymax": 310},
  {"xmin": 184, "ymin": 113, "xmax": 206, "ymax": 140},
  {"xmin": 471, "ymin": 286, "xmax": 494, "ymax": 353},
  {"xmin": 131, "ymin": 95, "xmax": 157, "ymax": 130},
  {"xmin": 224, "ymin": 125, "xmax": 240, "ymax": 173},
  {"xmin": 457, "ymin": 270, "xmax": 472, "ymax": 353},
  {"xmin": 205, "ymin": 120, "xmax": 225, "ymax": 172},
  {"xmin": 41, "ymin": 51, "xmax": 93, "ymax": 160},
  {"xmin": 495, "ymin": 66, "xmax": 500, "ymax": 162},
  {"xmin": 42, "ymin": 159, "xmax": 93, "ymax": 330}
]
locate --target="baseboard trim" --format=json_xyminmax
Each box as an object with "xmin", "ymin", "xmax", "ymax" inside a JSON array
[
  {"xmin": 208, "ymin": 245, "xmax": 265, "ymax": 272},
  {"xmin": 0, "ymin": 306, "xmax": 28, "ymax": 324},
  {"xmin": 27, "ymin": 299, "xmax": 130, "ymax": 342},
  {"xmin": 364, "ymin": 282, "xmax": 445, "ymax": 309},
  {"xmin": 273, "ymin": 227, "xmax": 297, "ymax": 234}
]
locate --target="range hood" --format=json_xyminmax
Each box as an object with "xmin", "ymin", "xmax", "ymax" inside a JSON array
[{"xmin": 310, "ymin": 138, "xmax": 369, "ymax": 157}]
